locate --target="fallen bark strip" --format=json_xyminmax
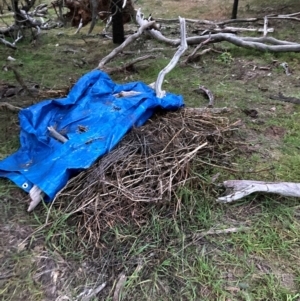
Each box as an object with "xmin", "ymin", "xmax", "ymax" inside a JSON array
[
  {"xmin": 217, "ymin": 180, "xmax": 300, "ymax": 203},
  {"xmin": 97, "ymin": 20, "xmax": 156, "ymax": 69},
  {"xmin": 269, "ymin": 92, "xmax": 300, "ymax": 104}
]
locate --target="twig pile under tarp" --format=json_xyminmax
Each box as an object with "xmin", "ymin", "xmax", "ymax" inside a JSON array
[{"xmin": 54, "ymin": 108, "xmax": 237, "ymax": 245}]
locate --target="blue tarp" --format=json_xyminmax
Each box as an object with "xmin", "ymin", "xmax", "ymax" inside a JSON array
[{"xmin": 0, "ymin": 70, "xmax": 184, "ymax": 200}]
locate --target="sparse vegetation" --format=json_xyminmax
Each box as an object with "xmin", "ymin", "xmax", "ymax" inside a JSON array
[{"xmin": 0, "ymin": 0, "xmax": 300, "ymax": 300}]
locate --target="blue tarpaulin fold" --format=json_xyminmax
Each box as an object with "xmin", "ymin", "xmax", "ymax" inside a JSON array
[{"xmin": 0, "ymin": 70, "xmax": 184, "ymax": 200}]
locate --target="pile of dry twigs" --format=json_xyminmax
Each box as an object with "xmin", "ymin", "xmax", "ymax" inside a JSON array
[{"xmin": 54, "ymin": 108, "xmax": 238, "ymax": 246}]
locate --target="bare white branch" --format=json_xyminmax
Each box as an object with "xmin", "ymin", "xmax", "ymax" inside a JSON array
[
  {"xmin": 155, "ymin": 17, "xmax": 188, "ymax": 98},
  {"xmin": 217, "ymin": 180, "xmax": 300, "ymax": 203}
]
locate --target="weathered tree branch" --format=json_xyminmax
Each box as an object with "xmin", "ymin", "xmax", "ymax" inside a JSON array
[
  {"xmin": 155, "ymin": 16, "xmax": 188, "ymax": 98},
  {"xmin": 184, "ymin": 36, "xmax": 211, "ymax": 64},
  {"xmin": 0, "ymin": 102, "xmax": 21, "ymax": 112},
  {"xmin": 97, "ymin": 18, "xmax": 156, "ymax": 69},
  {"xmin": 145, "ymin": 31, "xmax": 300, "ymax": 52},
  {"xmin": 217, "ymin": 180, "xmax": 300, "ymax": 203}
]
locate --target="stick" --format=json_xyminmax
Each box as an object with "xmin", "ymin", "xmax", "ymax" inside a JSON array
[
  {"xmin": 155, "ymin": 16, "xmax": 188, "ymax": 98},
  {"xmin": 75, "ymin": 18, "xmax": 83, "ymax": 34},
  {"xmin": 81, "ymin": 282, "xmax": 107, "ymax": 301},
  {"xmin": 200, "ymin": 226, "xmax": 250, "ymax": 236},
  {"xmin": 103, "ymin": 55, "xmax": 155, "ymax": 74},
  {"xmin": 263, "ymin": 16, "xmax": 268, "ymax": 37},
  {"xmin": 184, "ymin": 36, "xmax": 211, "ymax": 64},
  {"xmin": 0, "ymin": 37, "xmax": 17, "ymax": 49},
  {"xmin": 4, "ymin": 64, "xmax": 32, "ymax": 96},
  {"xmin": 0, "ymin": 102, "xmax": 21, "ymax": 112},
  {"xmin": 184, "ymin": 107, "xmax": 230, "ymax": 114},
  {"xmin": 48, "ymin": 126, "xmax": 68, "ymax": 143}
]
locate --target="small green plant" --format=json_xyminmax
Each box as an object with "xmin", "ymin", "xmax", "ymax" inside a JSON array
[{"xmin": 216, "ymin": 51, "xmax": 234, "ymax": 64}]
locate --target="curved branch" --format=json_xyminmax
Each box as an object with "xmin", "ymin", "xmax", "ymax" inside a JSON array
[{"xmin": 155, "ymin": 17, "xmax": 188, "ymax": 98}]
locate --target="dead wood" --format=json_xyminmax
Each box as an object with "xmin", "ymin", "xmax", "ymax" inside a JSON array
[
  {"xmin": 147, "ymin": 31, "xmax": 300, "ymax": 52},
  {"xmin": 197, "ymin": 86, "xmax": 215, "ymax": 107},
  {"xmin": 113, "ymin": 274, "xmax": 127, "ymax": 301},
  {"xmin": 218, "ymin": 180, "xmax": 300, "ymax": 203},
  {"xmin": 97, "ymin": 20, "xmax": 156, "ymax": 69},
  {"xmin": 3, "ymin": 64, "xmax": 33, "ymax": 96},
  {"xmin": 192, "ymin": 26, "xmax": 274, "ymax": 34},
  {"xmin": 137, "ymin": 11, "xmax": 300, "ymax": 53},
  {"xmin": 269, "ymin": 92, "xmax": 300, "ymax": 104},
  {"xmin": 184, "ymin": 36, "xmax": 211, "ymax": 64},
  {"xmin": 0, "ymin": 102, "xmax": 21, "ymax": 112},
  {"xmin": 155, "ymin": 16, "xmax": 188, "ymax": 98},
  {"xmin": 156, "ymin": 13, "xmax": 300, "ymax": 26},
  {"xmin": 102, "ymin": 55, "xmax": 155, "ymax": 74},
  {"xmin": 53, "ymin": 108, "xmax": 237, "ymax": 245}
]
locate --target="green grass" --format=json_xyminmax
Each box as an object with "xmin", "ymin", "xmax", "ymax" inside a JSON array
[{"xmin": 1, "ymin": 0, "xmax": 300, "ymax": 300}]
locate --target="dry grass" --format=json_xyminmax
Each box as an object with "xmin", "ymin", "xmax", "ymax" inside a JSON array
[{"xmin": 54, "ymin": 108, "xmax": 238, "ymax": 247}]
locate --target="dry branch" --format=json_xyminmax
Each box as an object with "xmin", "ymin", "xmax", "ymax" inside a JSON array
[
  {"xmin": 269, "ymin": 92, "xmax": 300, "ymax": 104},
  {"xmin": 54, "ymin": 108, "xmax": 237, "ymax": 244},
  {"xmin": 184, "ymin": 37, "xmax": 211, "ymax": 64},
  {"xmin": 217, "ymin": 180, "xmax": 300, "ymax": 203},
  {"xmin": 0, "ymin": 102, "xmax": 21, "ymax": 112},
  {"xmin": 193, "ymin": 26, "xmax": 274, "ymax": 34},
  {"xmin": 135, "ymin": 15, "xmax": 300, "ymax": 52},
  {"xmin": 113, "ymin": 274, "xmax": 127, "ymax": 301},
  {"xmin": 4, "ymin": 64, "xmax": 32, "ymax": 96},
  {"xmin": 97, "ymin": 20, "xmax": 156, "ymax": 69},
  {"xmin": 150, "ymin": 32, "xmax": 300, "ymax": 52},
  {"xmin": 103, "ymin": 55, "xmax": 156, "ymax": 74},
  {"xmin": 155, "ymin": 16, "xmax": 188, "ymax": 98}
]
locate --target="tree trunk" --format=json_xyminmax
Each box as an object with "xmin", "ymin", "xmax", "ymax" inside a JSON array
[
  {"xmin": 231, "ymin": 0, "xmax": 239, "ymax": 19},
  {"xmin": 111, "ymin": 0, "xmax": 125, "ymax": 44}
]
